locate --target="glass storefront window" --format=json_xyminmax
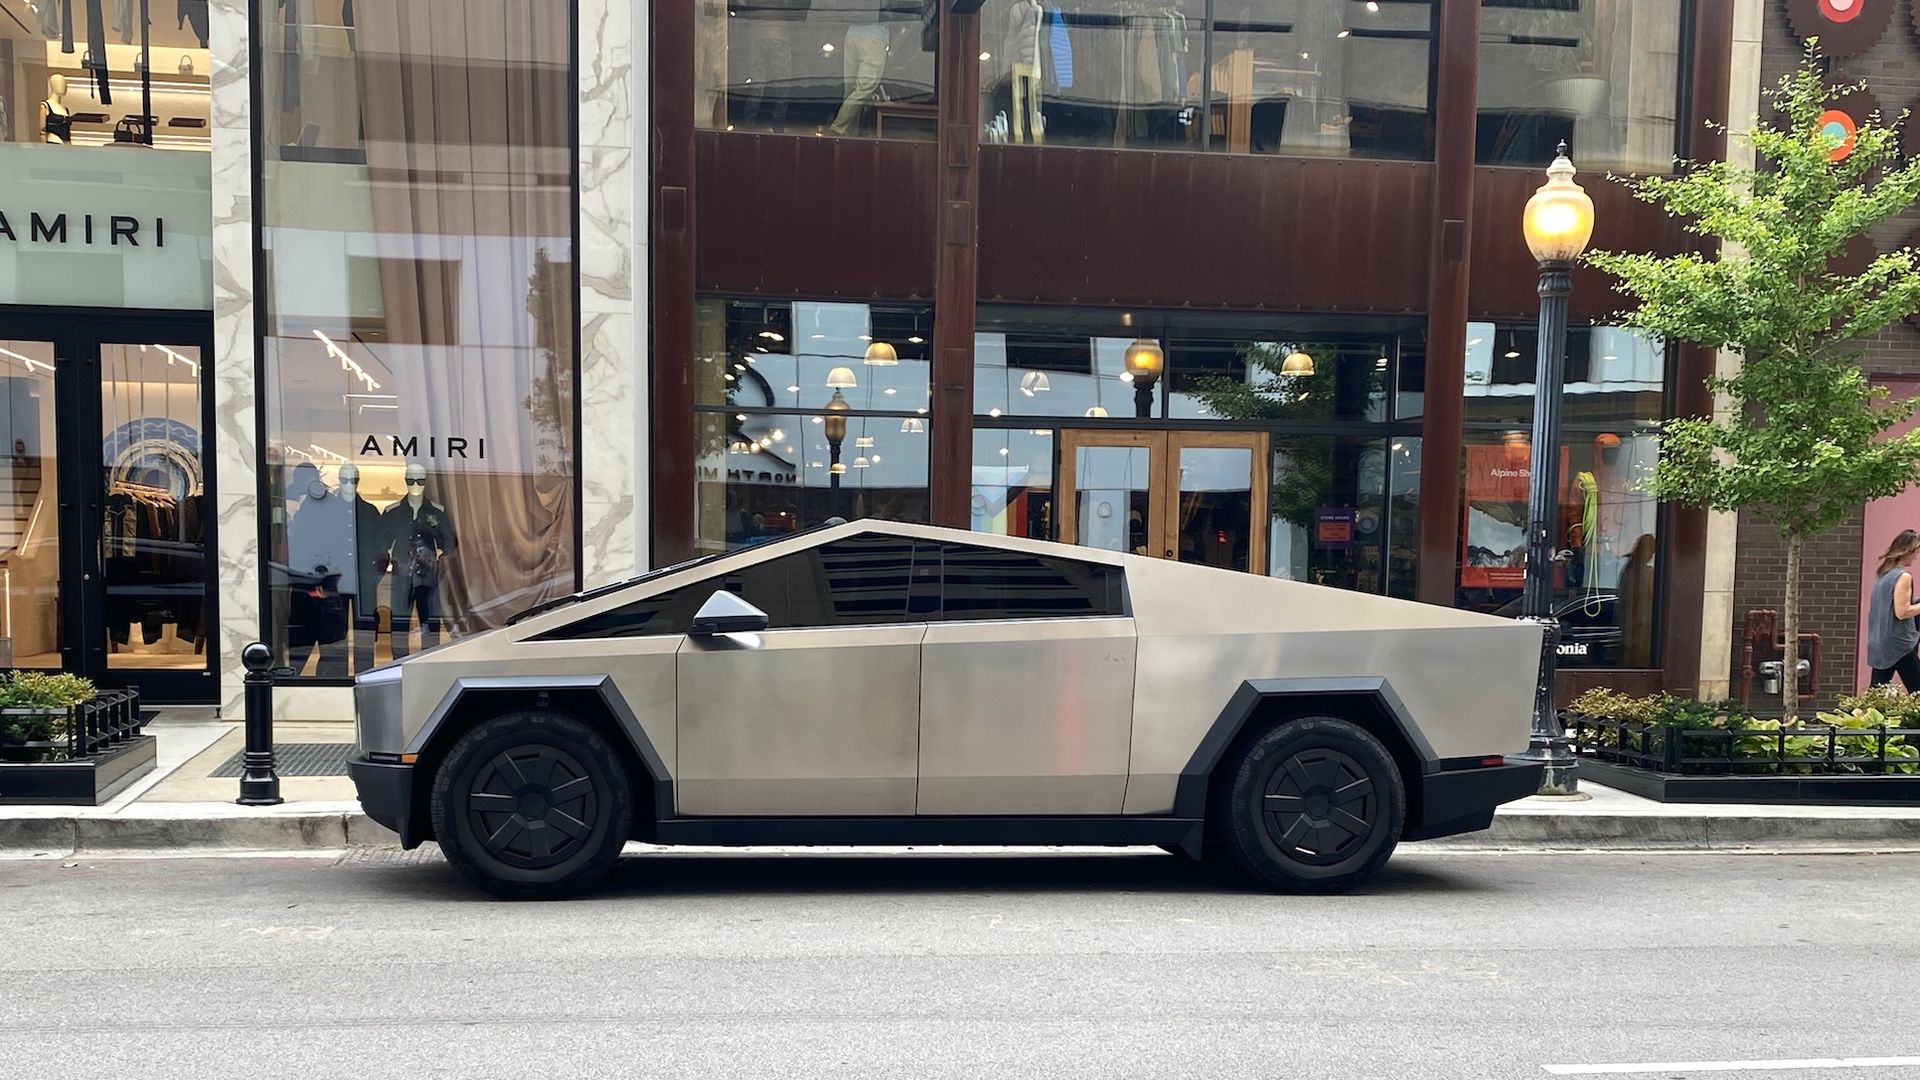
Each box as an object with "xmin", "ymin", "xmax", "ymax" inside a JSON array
[
  {"xmin": 695, "ymin": 298, "xmax": 933, "ymax": 554},
  {"xmin": 0, "ymin": 339, "xmax": 59, "ymax": 669},
  {"xmin": 1463, "ymin": 322, "xmax": 1666, "ymax": 428},
  {"xmin": 972, "ymin": 428, "xmax": 1054, "ymax": 539},
  {"xmin": 698, "ymin": 298, "xmax": 933, "ymax": 415},
  {"xmin": 977, "ymin": 306, "xmax": 1416, "ymax": 423},
  {"xmin": 1459, "ymin": 323, "xmax": 1664, "ymax": 668},
  {"xmin": 1273, "ymin": 433, "xmax": 1422, "ymax": 600},
  {"xmin": 1460, "ymin": 429, "xmax": 1661, "ymax": 669},
  {"xmin": 697, "ymin": 1, "xmax": 939, "ymax": 140},
  {"xmin": 1, "ymin": 2, "xmax": 211, "ymax": 150},
  {"xmin": 258, "ymin": 0, "xmax": 578, "ymax": 679},
  {"xmin": 1476, "ymin": 0, "xmax": 1684, "ymax": 171},
  {"xmin": 978, "ymin": 0, "xmax": 1434, "ymax": 160}
]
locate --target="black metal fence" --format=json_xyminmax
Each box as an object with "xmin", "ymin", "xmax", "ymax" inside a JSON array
[
  {"xmin": 0, "ymin": 690, "xmax": 145, "ymax": 763},
  {"xmin": 1568, "ymin": 715, "xmax": 1920, "ymax": 776}
]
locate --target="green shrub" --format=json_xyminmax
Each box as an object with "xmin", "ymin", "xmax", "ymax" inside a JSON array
[
  {"xmin": 1564, "ymin": 689, "xmax": 1916, "ymax": 774},
  {"xmin": 0, "ymin": 672, "xmax": 98, "ymax": 746}
]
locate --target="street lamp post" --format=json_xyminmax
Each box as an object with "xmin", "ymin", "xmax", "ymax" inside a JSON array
[
  {"xmin": 1517, "ymin": 142, "xmax": 1594, "ymax": 797},
  {"xmin": 823, "ymin": 383, "xmax": 851, "ymax": 516},
  {"xmin": 1124, "ymin": 336, "xmax": 1164, "ymax": 419}
]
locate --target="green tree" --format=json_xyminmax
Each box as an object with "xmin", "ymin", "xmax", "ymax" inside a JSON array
[
  {"xmin": 1587, "ymin": 43, "xmax": 1920, "ymax": 716},
  {"xmin": 1189, "ymin": 341, "xmax": 1385, "ymax": 534}
]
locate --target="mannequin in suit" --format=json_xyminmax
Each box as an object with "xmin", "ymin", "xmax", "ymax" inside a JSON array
[
  {"xmin": 336, "ymin": 464, "xmax": 389, "ymax": 674},
  {"xmin": 379, "ymin": 462, "xmax": 458, "ymax": 658}
]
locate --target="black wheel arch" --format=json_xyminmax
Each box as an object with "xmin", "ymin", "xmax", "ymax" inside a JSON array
[
  {"xmin": 1177, "ymin": 678, "xmax": 1439, "ymax": 836},
  {"xmin": 405, "ymin": 676, "xmax": 673, "ymax": 844}
]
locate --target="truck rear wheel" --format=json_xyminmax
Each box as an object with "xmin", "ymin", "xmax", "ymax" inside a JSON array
[{"xmin": 1215, "ymin": 716, "xmax": 1405, "ymax": 893}]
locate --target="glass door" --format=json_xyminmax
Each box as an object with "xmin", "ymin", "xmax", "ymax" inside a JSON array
[
  {"xmin": 0, "ymin": 336, "xmax": 64, "ymax": 673},
  {"xmin": 92, "ymin": 332, "xmax": 216, "ymax": 700},
  {"xmin": 0, "ymin": 313, "xmax": 217, "ymax": 703},
  {"xmin": 1057, "ymin": 430, "xmax": 1268, "ymax": 573}
]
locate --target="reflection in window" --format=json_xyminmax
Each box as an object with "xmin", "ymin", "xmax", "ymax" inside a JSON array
[
  {"xmin": 3, "ymin": 0, "xmax": 211, "ymax": 149},
  {"xmin": 1459, "ymin": 320, "xmax": 1664, "ymax": 668},
  {"xmin": 698, "ymin": 1, "xmax": 939, "ymax": 140},
  {"xmin": 694, "ymin": 298, "xmax": 933, "ymax": 554},
  {"xmin": 1266, "ymin": 435, "xmax": 1418, "ymax": 598},
  {"xmin": 978, "ymin": 0, "xmax": 1433, "ymax": 159},
  {"xmin": 1463, "ymin": 322, "xmax": 1665, "ymax": 428},
  {"xmin": 977, "ymin": 307, "xmax": 1416, "ymax": 424},
  {"xmin": 972, "ymin": 428, "xmax": 1054, "ymax": 539},
  {"xmin": 1461, "ymin": 430, "xmax": 1660, "ymax": 669},
  {"xmin": 1476, "ymin": 0, "xmax": 1683, "ymax": 171},
  {"xmin": 259, "ymin": 0, "xmax": 578, "ymax": 678}
]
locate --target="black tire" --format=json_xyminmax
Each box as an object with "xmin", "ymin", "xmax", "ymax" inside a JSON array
[
  {"xmin": 430, "ymin": 710, "xmax": 633, "ymax": 900},
  {"xmin": 1215, "ymin": 716, "xmax": 1405, "ymax": 894}
]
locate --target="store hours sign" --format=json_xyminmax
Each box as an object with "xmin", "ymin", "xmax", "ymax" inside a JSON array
[{"xmin": 0, "ymin": 144, "xmax": 211, "ymax": 311}]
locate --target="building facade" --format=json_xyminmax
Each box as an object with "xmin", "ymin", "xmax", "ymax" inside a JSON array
[
  {"xmin": 1726, "ymin": 0, "xmax": 1920, "ymax": 706},
  {"xmin": 0, "ymin": 1, "xmax": 1763, "ymax": 721}
]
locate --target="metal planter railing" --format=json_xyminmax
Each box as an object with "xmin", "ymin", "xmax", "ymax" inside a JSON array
[
  {"xmin": 0, "ymin": 690, "xmax": 145, "ymax": 763},
  {"xmin": 1567, "ymin": 714, "xmax": 1920, "ymax": 776}
]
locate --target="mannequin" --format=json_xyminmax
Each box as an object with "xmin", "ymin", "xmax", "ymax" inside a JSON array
[
  {"xmin": 337, "ymin": 464, "xmax": 388, "ymax": 675},
  {"xmin": 285, "ymin": 468, "xmax": 352, "ymax": 675},
  {"xmin": 1004, "ymin": 0, "xmax": 1043, "ymax": 143},
  {"xmin": 41, "ymin": 74, "xmax": 71, "ymax": 144},
  {"xmin": 379, "ymin": 462, "xmax": 458, "ymax": 658},
  {"xmin": 828, "ymin": 14, "xmax": 895, "ymax": 136}
]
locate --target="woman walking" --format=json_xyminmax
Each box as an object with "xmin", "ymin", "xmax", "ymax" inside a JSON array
[{"xmin": 1867, "ymin": 529, "xmax": 1920, "ymax": 690}]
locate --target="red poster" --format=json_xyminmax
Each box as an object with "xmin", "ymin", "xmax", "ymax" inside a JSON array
[{"xmin": 1461, "ymin": 444, "xmax": 1570, "ymax": 589}]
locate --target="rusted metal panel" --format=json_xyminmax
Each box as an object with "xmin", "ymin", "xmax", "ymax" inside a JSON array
[
  {"xmin": 694, "ymin": 132, "xmax": 939, "ymax": 298},
  {"xmin": 977, "ymin": 149, "xmax": 1435, "ymax": 312},
  {"xmin": 1467, "ymin": 165, "xmax": 1690, "ymax": 321}
]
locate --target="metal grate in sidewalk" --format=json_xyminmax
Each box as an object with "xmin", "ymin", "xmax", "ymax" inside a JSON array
[{"xmin": 208, "ymin": 742, "xmax": 355, "ymax": 778}]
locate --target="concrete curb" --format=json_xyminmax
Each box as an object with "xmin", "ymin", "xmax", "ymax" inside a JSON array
[
  {"xmin": 3, "ymin": 809, "xmax": 1920, "ymax": 856},
  {"xmin": 0, "ymin": 813, "xmax": 396, "ymax": 857}
]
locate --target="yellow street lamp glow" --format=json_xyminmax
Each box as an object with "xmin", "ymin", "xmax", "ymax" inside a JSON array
[
  {"xmin": 823, "ymin": 388, "xmax": 850, "ymax": 444},
  {"xmin": 1522, "ymin": 143, "xmax": 1595, "ymax": 265},
  {"xmin": 863, "ymin": 341, "xmax": 898, "ymax": 366},
  {"xmin": 1280, "ymin": 351, "xmax": 1315, "ymax": 377},
  {"xmin": 1123, "ymin": 338, "xmax": 1165, "ymax": 384}
]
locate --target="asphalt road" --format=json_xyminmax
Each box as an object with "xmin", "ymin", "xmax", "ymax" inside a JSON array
[{"xmin": 3, "ymin": 848, "xmax": 1917, "ymax": 1080}]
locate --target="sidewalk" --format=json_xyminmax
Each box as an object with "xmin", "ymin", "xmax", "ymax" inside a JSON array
[{"xmin": 3, "ymin": 715, "xmax": 1918, "ymax": 857}]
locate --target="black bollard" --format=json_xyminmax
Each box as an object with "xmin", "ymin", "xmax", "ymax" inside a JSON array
[{"xmin": 236, "ymin": 642, "xmax": 284, "ymax": 806}]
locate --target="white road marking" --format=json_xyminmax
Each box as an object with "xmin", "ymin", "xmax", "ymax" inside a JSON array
[{"xmin": 1544, "ymin": 1058, "xmax": 1920, "ymax": 1075}]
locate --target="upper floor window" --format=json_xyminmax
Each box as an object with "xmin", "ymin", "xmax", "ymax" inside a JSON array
[
  {"xmin": 697, "ymin": 1, "xmax": 940, "ymax": 140},
  {"xmin": 1476, "ymin": 0, "xmax": 1686, "ymax": 172},
  {"xmin": 978, "ymin": 0, "xmax": 1435, "ymax": 160}
]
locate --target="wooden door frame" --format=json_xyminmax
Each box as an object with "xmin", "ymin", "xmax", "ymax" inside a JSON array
[
  {"xmin": 1056, "ymin": 428, "xmax": 1270, "ymax": 573},
  {"xmin": 1165, "ymin": 430, "xmax": 1269, "ymax": 576},
  {"xmin": 1057, "ymin": 429, "xmax": 1164, "ymax": 557}
]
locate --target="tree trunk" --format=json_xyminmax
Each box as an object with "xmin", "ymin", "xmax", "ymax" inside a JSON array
[{"xmin": 1782, "ymin": 533, "xmax": 1801, "ymax": 719}]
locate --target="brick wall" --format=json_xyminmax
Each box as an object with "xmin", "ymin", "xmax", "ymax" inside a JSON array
[{"xmin": 1729, "ymin": 2, "xmax": 1920, "ymax": 705}]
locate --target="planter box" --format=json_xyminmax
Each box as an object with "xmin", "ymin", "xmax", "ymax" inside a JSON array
[
  {"xmin": 1568, "ymin": 713, "xmax": 1920, "ymax": 806},
  {"xmin": 1578, "ymin": 758, "xmax": 1920, "ymax": 807},
  {"xmin": 0, "ymin": 734, "xmax": 157, "ymax": 805},
  {"xmin": 0, "ymin": 690, "xmax": 153, "ymax": 805}
]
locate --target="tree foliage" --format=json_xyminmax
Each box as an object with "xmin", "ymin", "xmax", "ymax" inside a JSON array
[
  {"xmin": 1189, "ymin": 341, "xmax": 1384, "ymax": 531},
  {"xmin": 1586, "ymin": 42, "xmax": 1920, "ymax": 541}
]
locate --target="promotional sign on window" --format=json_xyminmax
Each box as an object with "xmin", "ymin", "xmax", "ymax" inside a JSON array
[{"xmin": 1461, "ymin": 443, "xmax": 1569, "ymax": 590}]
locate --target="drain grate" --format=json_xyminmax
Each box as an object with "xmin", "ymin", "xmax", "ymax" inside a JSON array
[{"xmin": 209, "ymin": 742, "xmax": 356, "ymax": 778}]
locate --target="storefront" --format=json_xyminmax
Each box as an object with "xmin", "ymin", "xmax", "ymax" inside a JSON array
[
  {"xmin": 0, "ymin": 8, "xmax": 215, "ymax": 702},
  {"xmin": 652, "ymin": 0, "xmax": 1731, "ymax": 701}
]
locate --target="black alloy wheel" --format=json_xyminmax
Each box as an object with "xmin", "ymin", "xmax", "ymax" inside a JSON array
[
  {"xmin": 1216, "ymin": 715, "xmax": 1405, "ymax": 893},
  {"xmin": 465, "ymin": 744, "xmax": 600, "ymax": 869},
  {"xmin": 431, "ymin": 710, "xmax": 633, "ymax": 899}
]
